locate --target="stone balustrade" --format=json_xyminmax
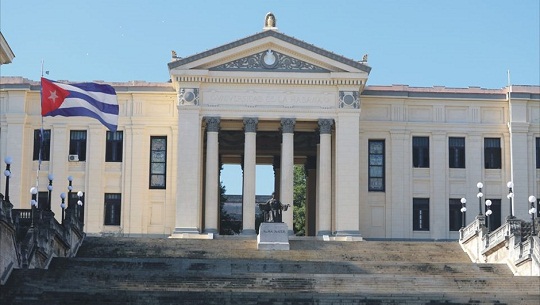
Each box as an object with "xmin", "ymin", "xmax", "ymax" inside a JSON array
[
  {"xmin": 460, "ymin": 216, "xmax": 539, "ymax": 276},
  {"xmin": 0, "ymin": 197, "xmax": 85, "ymax": 285}
]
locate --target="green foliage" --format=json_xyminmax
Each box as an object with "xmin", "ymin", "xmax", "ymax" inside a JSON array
[
  {"xmin": 219, "ymin": 180, "xmax": 241, "ymax": 235},
  {"xmin": 293, "ymin": 165, "xmax": 306, "ymax": 236}
]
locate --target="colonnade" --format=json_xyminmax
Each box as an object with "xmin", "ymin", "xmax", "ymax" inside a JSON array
[{"xmin": 201, "ymin": 117, "xmax": 334, "ymax": 236}]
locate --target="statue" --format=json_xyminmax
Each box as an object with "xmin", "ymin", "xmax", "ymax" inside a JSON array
[
  {"xmin": 264, "ymin": 12, "xmax": 276, "ymax": 28},
  {"xmin": 259, "ymin": 192, "xmax": 290, "ymax": 223}
]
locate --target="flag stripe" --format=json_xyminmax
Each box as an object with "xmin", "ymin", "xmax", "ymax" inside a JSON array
[
  {"xmin": 54, "ymin": 82, "xmax": 119, "ymax": 112},
  {"xmin": 47, "ymin": 107, "xmax": 117, "ymax": 132}
]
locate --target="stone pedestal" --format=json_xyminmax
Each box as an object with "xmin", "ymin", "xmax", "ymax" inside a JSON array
[{"xmin": 257, "ymin": 222, "xmax": 289, "ymax": 250}]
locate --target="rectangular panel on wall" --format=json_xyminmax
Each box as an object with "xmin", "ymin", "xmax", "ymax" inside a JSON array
[
  {"xmin": 408, "ymin": 106, "xmax": 432, "ymax": 122},
  {"xmin": 371, "ymin": 206, "xmax": 384, "ymax": 227},
  {"xmin": 481, "ymin": 108, "xmax": 505, "ymax": 124},
  {"xmin": 150, "ymin": 203, "xmax": 163, "ymax": 225},
  {"xmin": 361, "ymin": 105, "xmax": 391, "ymax": 121},
  {"xmin": 446, "ymin": 107, "xmax": 468, "ymax": 123}
]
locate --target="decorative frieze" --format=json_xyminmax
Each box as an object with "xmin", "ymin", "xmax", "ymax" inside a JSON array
[
  {"xmin": 243, "ymin": 117, "xmax": 258, "ymax": 133},
  {"xmin": 281, "ymin": 118, "xmax": 296, "ymax": 134},
  {"xmin": 210, "ymin": 49, "xmax": 329, "ymax": 72},
  {"xmin": 318, "ymin": 119, "xmax": 334, "ymax": 134},
  {"xmin": 339, "ymin": 91, "xmax": 359, "ymax": 109},
  {"xmin": 205, "ymin": 117, "xmax": 220, "ymax": 132},
  {"xmin": 178, "ymin": 88, "xmax": 199, "ymax": 106}
]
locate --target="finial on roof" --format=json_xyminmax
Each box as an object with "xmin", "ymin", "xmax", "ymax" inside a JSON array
[
  {"xmin": 263, "ymin": 12, "xmax": 277, "ymax": 31},
  {"xmin": 362, "ymin": 54, "xmax": 368, "ymax": 63}
]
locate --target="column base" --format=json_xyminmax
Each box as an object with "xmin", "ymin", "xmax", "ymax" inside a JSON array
[
  {"xmin": 241, "ymin": 229, "xmax": 256, "ymax": 235},
  {"xmin": 170, "ymin": 227, "xmax": 214, "ymax": 239}
]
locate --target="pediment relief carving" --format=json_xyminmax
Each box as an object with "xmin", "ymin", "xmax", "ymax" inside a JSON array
[{"xmin": 209, "ymin": 50, "xmax": 329, "ymax": 73}]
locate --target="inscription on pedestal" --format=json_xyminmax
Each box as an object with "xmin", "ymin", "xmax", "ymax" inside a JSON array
[{"xmin": 257, "ymin": 222, "xmax": 290, "ymax": 250}]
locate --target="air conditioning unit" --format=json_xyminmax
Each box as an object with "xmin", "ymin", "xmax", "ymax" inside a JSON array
[{"xmin": 68, "ymin": 154, "xmax": 79, "ymax": 162}]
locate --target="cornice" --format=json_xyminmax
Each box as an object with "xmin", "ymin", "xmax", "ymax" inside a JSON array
[{"xmin": 168, "ymin": 30, "xmax": 371, "ymax": 73}]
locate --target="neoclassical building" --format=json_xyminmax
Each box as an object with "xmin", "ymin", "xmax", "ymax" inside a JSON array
[{"xmin": 1, "ymin": 16, "xmax": 539, "ymax": 240}]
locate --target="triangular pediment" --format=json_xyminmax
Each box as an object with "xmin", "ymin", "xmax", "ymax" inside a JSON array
[
  {"xmin": 168, "ymin": 30, "xmax": 371, "ymax": 75},
  {"xmin": 209, "ymin": 50, "xmax": 330, "ymax": 73}
]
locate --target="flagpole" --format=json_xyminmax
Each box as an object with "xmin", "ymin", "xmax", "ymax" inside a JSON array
[
  {"xmin": 35, "ymin": 60, "xmax": 46, "ymax": 208},
  {"xmin": 507, "ymin": 70, "xmax": 515, "ymax": 217}
]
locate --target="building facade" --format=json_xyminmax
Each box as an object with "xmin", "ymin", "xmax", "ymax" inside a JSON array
[{"xmin": 1, "ymin": 20, "xmax": 539, "ymax": 240}]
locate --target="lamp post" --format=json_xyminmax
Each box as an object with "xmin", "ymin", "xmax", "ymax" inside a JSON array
[
  {"xmin": 476, "ymin": 182, "xmax": 484, "ymax": 216},
  {"xmin": 4, "ymin": 156, "xmax": 12, "ymax": 203},
  {"xmin": 506, "ymin": 181, "xmax": 514, "ymax": 219},
  {"xmin": 485, "ymin": 199, "xmax": 492, "ymax": 233},
  {"xmin": 60, "ymin": 192, "xmax": 66, "ymax": 225},
  {"xmin": 460, "ymin": 198, "xmax": 467, "ymax": 228},
  {"xmin": 77, "ymin": 190, "xmax": 84, "ymax": 222},
  {"xmin": 67, "ymin": 176, "xmax": 73, "ymax": 209},
  {"xmin": 529, "ymin": 196, "xmax": 537, "ymax": 236},
  {"xmin": 30, "ymin": 187, "xmax": 38, "ymax": 227},
  {"xmin": 47, "ymin": 173, "xmax": 54, "ymax": 211}
]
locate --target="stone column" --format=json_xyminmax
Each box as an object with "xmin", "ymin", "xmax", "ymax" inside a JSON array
[
  {"xmin": 280, "ymin": 118, "xmax": 295, "ymax": 234},
  {"xmin": 272, "ymin": 156, "xmax": 281, "ymax": 197},
  {"xmin": 317, "ymin": 119, "xmax": 333, "ymax": 236},
  {"xmin": 334, "ymin": 113, "xmax": 361, "ymax": 238},
  {"xmin": 305, "ymin": 156, "xmax": 317, "ymax": 236},
  {"xmin": 431, "ymin": 132, "xmax": 447, "ymax": 239},
  {"xmin": 174, "ymin": 108, "xmax": 202, "ymax": 235},
  {"xmin": 204, "ymin": 117, "xmax": 220, "ymax": 234},
  {"xmin": 242, "ymin": 118, "xmax": 258, "ymax": 235}
]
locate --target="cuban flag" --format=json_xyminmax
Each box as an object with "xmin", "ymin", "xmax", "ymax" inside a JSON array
[{"xmin": 41, "ymin": 78, "xmax": 119, "ymax": 131}]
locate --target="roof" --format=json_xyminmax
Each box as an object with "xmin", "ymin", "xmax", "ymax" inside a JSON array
[{"xmin": 167, "ymin": 30, "xmax": 371, "ymax": 73}]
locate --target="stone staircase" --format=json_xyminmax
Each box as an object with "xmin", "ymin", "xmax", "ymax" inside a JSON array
[{"xmin": 1, "ymin": 237, "xmax": 539, "ymax": 305}]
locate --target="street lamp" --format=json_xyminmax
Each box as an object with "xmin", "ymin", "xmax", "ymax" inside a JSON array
[
  {"xmin": 4, "ymin": 156, "xmax": 12, "ymax": 203},
  {"xmin": 60, "ymin": 192, "xmax": 66, "ymax": 224},
  {"xmin": 507, "ymin": 181, "xmax": 514, "ymax": 219},
  {"xmin": 47, "ymin": 173, "xmax": 54, "ymax": 211},
  {"xmin": 67, "ymin": 176, "xmax": 73, "ymax": 209},
  {"xmin": 460, "ymin": 198, "xmax": 467, "ymax": 228},
  {"xmin": 77, "ymin": 190, "xmax": 84, "ymax": 222},
  {"xmin": 476, "ymin": 182, "xmax": 484, "ymax": 216},
  {"xmin": 529, "ymin": 196, "xmax": 537, "ymax": 236},
  {"xmin": 485, "ymin": 199, "xmax": 493, "ymax": 233},
  {"xmin": 30, "ymin": 187, "xmax": 38, "ymax": 227}
]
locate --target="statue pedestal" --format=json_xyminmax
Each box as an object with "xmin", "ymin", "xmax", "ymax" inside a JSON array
[{"xmin": 257, "ymin": 222, "xmax": 290, "ymax": 250}]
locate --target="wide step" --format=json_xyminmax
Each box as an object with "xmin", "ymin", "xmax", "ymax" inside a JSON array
[{"xmin": 1, "ymin": 237, "xmax": 539, "ymax": 305}]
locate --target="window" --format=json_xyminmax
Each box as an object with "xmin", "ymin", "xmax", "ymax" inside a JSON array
[
  {"xmin": 368, "ymin": 140, "xmax": 385, "ymax": 191},
  {"xmin": 449, "ymin": 199, "xmax": 463, "ymax": 231},
  {"xmin": 413, "ymin": 198, "xmax": 430, "ymax": 231},
  {"xmin": 449, "ymin": 137, "xmax": 465, "ymax": 168},
  {"xmin": 106, "ymin": 131, "xmax": 123, "ymax": 162},
  {"xmin": 104, "ymin": 193, "xmax": 121, "ymax": 226},
  {"xmin": 485, "ymin": 199, "xmax": 501, "ymax": 231},
  {"xmin": 33, "ymin": 129, "xmax": 51, "ymax": 161},
  {"xmin": 536, "ymin": 138, "xmax": 540, "ymax": 168},
  {"xmin": 150, "ymin": 136, "xmax": 167, "ymax": 189},
  {"xmin": 69, "ymin": 130, "xmax": 87, "ymax": 161},
  {"xmin": 412, "ymin": 136, "xmax": 429, "ymax": 168},
  {"xmin": 38, "ymin": 191, "xmax": 49, "ymax": 211},
  {"xmin": 484, "ymin": 138, "xmax": 501, "ymax": 169}
]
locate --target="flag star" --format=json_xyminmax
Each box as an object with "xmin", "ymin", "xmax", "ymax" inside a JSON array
[{"xmin": 48, "ymin": 90, "xmax": 58, "ymax": 104}]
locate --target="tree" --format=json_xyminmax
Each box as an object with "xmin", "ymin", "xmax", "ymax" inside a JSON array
[
  {"xmin": 293, "ymin": 165, "xmax": 306, "ymax": 235},
  {"xmin": 219, "ymin": 180, "xmax": 241, "ymax": 235}
]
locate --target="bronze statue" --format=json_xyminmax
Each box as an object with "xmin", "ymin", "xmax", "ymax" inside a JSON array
[{"xmin": 259, "ymin": 192, "xmax": 290, "ymax": 223}]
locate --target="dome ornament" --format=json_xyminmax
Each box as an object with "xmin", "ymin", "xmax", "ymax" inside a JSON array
[{"xmin": 263, "ymin": 12, "xmax": 277, "ymax": 31}]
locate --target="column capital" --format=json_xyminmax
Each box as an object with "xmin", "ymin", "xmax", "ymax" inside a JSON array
[
  {"xmin": 281, "ymin": 118, "xmax": 296, "ymax": 134},
  {"xmin": 318, "ymin": 119, "xmax": 334, "ymax": 134},
  {"xmin": 243, "ymin": 117, "xmax": 258, "ymax": 133},
  {"xmin": 205, "ymin": 117, "xmax": 220, "ymax": 132}
]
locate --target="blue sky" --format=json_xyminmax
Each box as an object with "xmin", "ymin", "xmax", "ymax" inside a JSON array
[{"xmin": 1, "ymin": 0, "xmax": 539, "ymax": 195}]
